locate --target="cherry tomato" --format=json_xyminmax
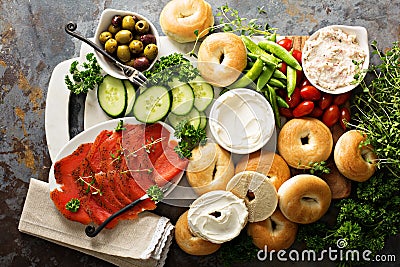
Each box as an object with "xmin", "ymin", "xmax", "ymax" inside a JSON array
[
  {"xmin": 279, "ymin": 62, "xmax": 287, "ymax": 74},
  {"xmin": 333, "ymin": 91, "xmax": 352, "ymax": 106},
  {"xmin": 309, "ymin": 106, "xmax": 323, "ymax": 118},
  {"xmin": 318, "ymin": 93, "xmax": 333, "ymax": 110},
  {"xmin": 322, "ymin": 105, "xmax": 340, "ymax": 127},
  {"xmin": 296, "ymin": 70, "xmax": 303, "ymax": 87},
  {"xmin": 301, "ymin": 79, "xmax": 312, "ymax": 88},
  {"xmin": 300, "ymin": 85, "xmax": 321, "ymax": 101},
  {"xmin": 277, "ymin": 38, "xmax": 293, "ymax": 51},
  {"xmin": 340, "ymin": 107, "xmax": 351, "ymax": 130},
  {"xmin": 292, "ymin": 49, "xmax": 302, "ymax": 64},
  {"xmin": 279, "ymin": 107, "xmax": 293, "ymax": 119},
  {"xmin": 285, "ymin": 87, "xmax": 301, "ymax": 108},
  {"xmin": 293, "ymin": 101, "xmax": 315, "ymax": 117}
]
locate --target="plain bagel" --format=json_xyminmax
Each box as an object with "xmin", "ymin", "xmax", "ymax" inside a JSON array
[
  {"xmin": 186, "ymin": 142, "xmax": 234, "ymax": 195},
  {"xmin": 334, "ymin": 130, "xmax": 377, "ymax": 182},
  {"xmin": 247, "ymin": 209, "xmax": 298, "ymax": 251},
  {"xmin": 226, "ymin": 171, "xmax": 278, "ymax": 222},
  {"xmin": 197, "ymin": 32, "xmax": 247, "ymax": 87},
  {"xmin": 278, "ymin": 174, "xmax": 332, "ymax": 224},
  {"xmin": 175, "ymin": 210, "xmax": 221, "ymax": 255},
  {"xmin": 235, "ymin": 150, "xmax": 291, "ymax": 191},
  {"xmin": 159, "ymin": 0, "xmax": 214, "ymax": 43},
  {"xmin": 278, "ymin": 117, "xmax": 333, "ymax": 169}
]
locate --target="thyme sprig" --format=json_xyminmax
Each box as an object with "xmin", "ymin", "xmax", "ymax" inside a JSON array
[
  {"xmin": 188, "ymin": 4, "xmax": 277, "ymax": 57},
  {"xmin": 77, "ymin": 176, "xmax": 103, "ymax": 196}
]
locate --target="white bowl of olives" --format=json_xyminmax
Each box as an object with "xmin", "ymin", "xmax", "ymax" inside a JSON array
[{"xmin": 94, "ymin": 8, "xmax": 160, "ymax": 79}]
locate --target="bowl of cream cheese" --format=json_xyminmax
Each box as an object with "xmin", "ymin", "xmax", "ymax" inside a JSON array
[
  {"xmin": 302, "ymin": 25, "xmax": 369, "ymax": 94},
  {"xmin": 209, "ymin": 88, "xmax": 275, "ymax": 154}
]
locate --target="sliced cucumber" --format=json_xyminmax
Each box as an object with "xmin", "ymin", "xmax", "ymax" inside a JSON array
[
  {"xmin": 189, "ymin": 76, "xmax": 214, "ymax": 112},
  {"xmin": 198, "ymin": 111, "xmax": 207, "ymax": 129},
  {"xmin": 133, "ymin": 85, "xmax": 170, "ymax": 123},
  {"xmin": 124, "ymin": 80, "xmax": 136, "ymax": 116},
  {"xmin": 98, "ymin": 75, "xmax": 127, "ymax": 118},
  {"xmin": 168, "ymin": 107, "xmax": 201, "ymax": 129},
  {"xmin": 168, "ymin": 78, "xmax": 195, "ymax": 115}
]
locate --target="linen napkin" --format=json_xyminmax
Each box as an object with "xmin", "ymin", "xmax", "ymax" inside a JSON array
[{"xmin": 18, "ymin": 178, "xmax": 174, "ymax": 267}]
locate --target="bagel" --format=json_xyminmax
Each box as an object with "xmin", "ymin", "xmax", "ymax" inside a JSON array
[
  {"xmin": 278, "ymin": 117, "xmax": 333, "ymax": 169},
  {"xmin": 226, "ymin": 171, "xmax": 278, "ymax": 222},
  {"xmin": 278, "ymin": 174, "xmax": 332, "ymax": 224},
  {"xmin": 235, "ymin": 150, "xmax": 291, "ymax": 191},
  {"xmin": 175, "ymin": 210, "xmax": 221, "ymax": 255},
  {"xmin": 334, "ymin": 130, "xmax": 377, "ymax": 182},
  {"xmin": 188, "ymin": 190, "xmax": 248, "ymax": 244},
  {"xmin": 247, "ymin": 209, "xmax": 298, "ymax": 251},
  {"xmin": 159, "ymin": 0, "xmax": 214, "ymax": 43},
  {"xmin": 197, "ymin": 32, "xmax": 247, "ymax": 87},
  {"xmin": 186, "ymin": 142, "xmax": 234, "ymax": 195}
]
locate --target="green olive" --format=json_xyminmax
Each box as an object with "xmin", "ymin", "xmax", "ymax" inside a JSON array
[
  {"xmin": 104, "ymin": 38, "xmax": 118, "ymax": 54},
  {"xmin": 116, "ymin": 45, "xmax": 131, "ymax": 62},
  {"xmin": 122, "ymin": 15, "xmax": 136, "ymax": 31},
  {"xmin": 115, "ymin": 30, "xmax": 133, "ymax": 44},
  {"xmin": 99, "ymin": 31, "xmax": 113, "ymax": 44},
  {"xmin": 143, "ymin": 44, "xmax": 158, "ymax": 61},
  {"xmin": 129, "ymin": 40, "xmax": 144, "ymax": 54},
  {"xmin": 135, "ymin": 20, "xmax": 150, "ymax": 34},
  {"xmin": 108, "ymin": 24, "xmax": 120, "ymax": 35}
]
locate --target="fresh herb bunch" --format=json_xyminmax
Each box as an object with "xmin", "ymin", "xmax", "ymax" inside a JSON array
[
  {"xmin": 218, "ymin": 230, "xmax": 258, "ymax": 266},
  {"xmin": 174, "ymin": 120, "xmax": 207, "ymax": 159},
  {"xmin": 65, "ymin": 198, "xmax": 80, "ymax": 212},
  {"xmin": 308, "ymin": 161, "xmax": 331, "ymax": 175},
  {"xmin": 146, "ymin": 185, "xmax": 164, "ymax": 202},
  {"xmin": 188, "ymin": 5, "xmax": 277, "ymax": 57},
  {"xmin": 297, "ymin": 41, "xmax": 400, "ymax": 264},
  {"xmin": 143, "ymin": 53, "xmax": 199, "ymax": 85},
  {"xmin": 65, "ymin": 53, "xmax": 104, "ymax": 94}
]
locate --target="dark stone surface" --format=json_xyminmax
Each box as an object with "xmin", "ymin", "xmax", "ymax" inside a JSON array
[{"xmin": 0, "ymin": 0, "xmax": 399, "ymax": 266}]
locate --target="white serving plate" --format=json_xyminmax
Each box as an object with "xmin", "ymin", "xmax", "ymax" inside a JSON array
[{"xmin": 48, "ymin": 117, "xmax": 184, "ymax": 199}]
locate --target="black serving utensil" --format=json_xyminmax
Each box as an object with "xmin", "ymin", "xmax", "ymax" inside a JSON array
[{"xmin": 64, "ymin": 22, "xmax": 147, "ymax": 86}]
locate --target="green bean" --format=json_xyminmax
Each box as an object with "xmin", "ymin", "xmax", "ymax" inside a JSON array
[
  {"xmin": 266, "ymin": 32, "xmax": 277, "ymax": 42},
  {"xmin": 258, "ymin": 40, "xmax": 302, "ymax": 71},
  {"xmin": 228, "ymin": 58, "xmax": 263, "ymax": 89},
  {"xmin": 276, "ymin": 95, "xmax": 289, "ymax": 108},
  {"xmin": 256, "ymin": 63, "xmax": 276, "ymax": 92},
  {"xmin": 268, "ymin": 77, "xmax": 286, "ymax": 88},
  {"xmin": 286, "ymin": 65, "xmax": 297, "ymax": 97},
  {"xmin": 241, "ymin": 36, "xmax": 281, "ymax": 65},
  {"xmin": 267, "ymin": 84, "xmax": 281, "ymax": 128}
]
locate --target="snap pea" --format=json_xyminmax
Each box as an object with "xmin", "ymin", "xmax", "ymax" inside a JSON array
[
  {"xmin": 286, "ymin": 65, "xmax": 297, "ymax": 97},
  {"xmin": 256, "ymin": 63, "xmax": 276, "ymax": 92},
  {"xmin": 258, "ymin": 40, "xmax": 302, "ymax": 71},
  {"xmin": 276, "ymin": 95, "xmax": 289, "ymax": 108},
  {"xmin": 241, "ymin": 36, "xmax": 281, "ymax": 65},
  {"xmin": 272, "ymin": 69, "xmax": 286, "ymax": 80},
  {"xmin": 266, "ymin": 84, "xmax": 281, "ymax": 128},
  {"xmin": 228, "ymin": 58, "xmax": 263, "ymax": 89},
  {"xmin": 266, "ymin": 32, "xmax": 277, "ymax": 42},
  {"xmin": 268, "ymin": 77, "xmax": 286, "ymax": 88}
]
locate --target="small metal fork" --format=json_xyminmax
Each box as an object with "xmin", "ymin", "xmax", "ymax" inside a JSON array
[{"xmin": 65, "ymin": 22, "xmax": 148, "ymax": 87}]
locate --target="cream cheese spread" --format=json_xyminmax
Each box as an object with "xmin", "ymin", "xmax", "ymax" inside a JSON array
[
  {"xmin": 187, "ymin": 190, "xmax": 248, "ymax": 244},
  {"xmin": 209, "ymin": 89, "xmax": 275, "ymax": 154},
  {"xmin": 303, "ymin": 27, "xmax": 366, "ymax": 91}
]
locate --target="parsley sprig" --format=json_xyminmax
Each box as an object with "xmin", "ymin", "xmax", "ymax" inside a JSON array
[
  {"xmin": 146, "ymin": 185, "xmax": 164, "ymax": 202},
  {"xmin": 174, "ymin": 120, "xmax": 207, "ymax": 159},
  {"xmin": 65, "ymin": 53, "xmax": 104, "ymax": 94},
  {"xmin": 65, "ymin": 198, "xmax": 80, "ymax": 212}
]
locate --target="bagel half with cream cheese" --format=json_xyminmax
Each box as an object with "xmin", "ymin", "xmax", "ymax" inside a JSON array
[{"xmin": 175, "ymin": 210, "xmax": 221, "ymax": 255}]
